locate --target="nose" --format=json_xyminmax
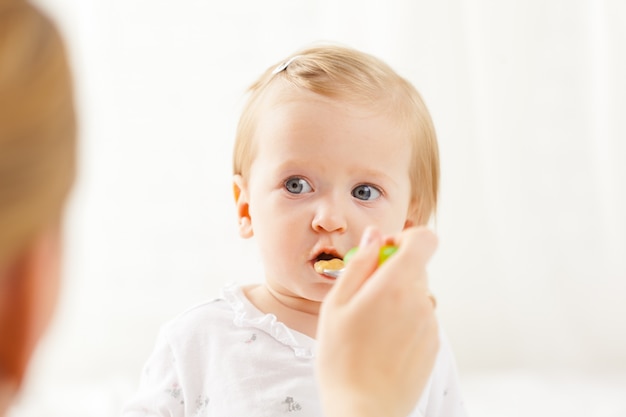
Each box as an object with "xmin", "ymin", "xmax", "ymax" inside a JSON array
[{"xmin": 311, "ymin": 199, "xmax": 347, "ymax": 233}]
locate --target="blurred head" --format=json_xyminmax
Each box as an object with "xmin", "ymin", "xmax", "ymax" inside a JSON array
[
  {"xmin": 233, "ymin": 44, "xmax": 439, "ymax": 225},
  {"xmin": 0, "ymin": 0, "xmax": 76, "ymax": 411}
]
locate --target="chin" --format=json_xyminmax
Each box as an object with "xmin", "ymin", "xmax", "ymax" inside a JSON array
[{"xmin": 303, "ymin": 282, "xmax": 334, "ymax": 302}]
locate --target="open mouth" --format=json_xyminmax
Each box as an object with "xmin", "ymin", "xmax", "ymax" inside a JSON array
[{"xmin": 313, "ymin": 251, "xmax": 344, "ymax": 274}]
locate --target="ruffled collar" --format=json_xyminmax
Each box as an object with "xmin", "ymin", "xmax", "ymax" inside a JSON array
[{"xmin": 220, "ymin": 284, "xmax": 316, "ymax": 359}]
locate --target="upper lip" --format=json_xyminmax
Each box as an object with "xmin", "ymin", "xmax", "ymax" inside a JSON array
[{"xmin": 309, "ymin": 245, "xmax": 343, "ymax": 262}]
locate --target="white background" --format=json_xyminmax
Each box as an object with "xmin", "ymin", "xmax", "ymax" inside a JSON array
[{"xmin": 10, "ymin": 0, "xmax": 626, "ymax": 416}]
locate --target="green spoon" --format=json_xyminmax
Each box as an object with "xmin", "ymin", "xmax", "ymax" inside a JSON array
[{"xmin": 322, "ymin": 245, "xmax": 397, "ymax": 278}]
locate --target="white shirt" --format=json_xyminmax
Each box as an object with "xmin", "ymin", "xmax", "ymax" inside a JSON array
[{"xmin": 122, "ymin": 285, "xmax": 467, "ymax": 417}]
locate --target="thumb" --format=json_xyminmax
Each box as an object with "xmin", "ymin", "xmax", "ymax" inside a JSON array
[{"xmin": 324, "ymin": 227, "xmax": 382, "ymax": 306}]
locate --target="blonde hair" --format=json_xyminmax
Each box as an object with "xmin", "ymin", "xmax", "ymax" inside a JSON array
[
  {"xmin": 233, "ymin": 44, "xmax": 439, "ymax": 224},
  {"xmin": 0, "ymin": 0, "xmax": 76, "ymax": 266}
]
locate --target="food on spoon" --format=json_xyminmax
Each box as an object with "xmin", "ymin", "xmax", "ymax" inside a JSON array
[
  {"xmin": 314, "ymin": 258, "xmax": 344, "ymax": 274},
  {"xmin": 315, "ymin": 245, "xmax": 398, "ymax": 276}
]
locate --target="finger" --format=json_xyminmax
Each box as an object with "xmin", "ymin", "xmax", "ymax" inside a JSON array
[
  {"xmin": 391, "ymin": 226, "xmax": 438, "ymax": 268},
  {"xmin": 359, "ymin": 227, "xmax": 438, "ymax": 300},
  {"xmin": 325, "ymin": 226, "xmax": 382, "ymax": 306}
]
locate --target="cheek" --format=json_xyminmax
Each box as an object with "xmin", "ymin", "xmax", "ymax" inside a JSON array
[
  {"xmin": 248, "ymin": 193, "xmax": 300, "ymax": 244},
  {"xmin": 248, "ymin": 195, "xmax": 310, "ymax": 258},
  {"xmin": 375, "ymin": 216, "xmax": 410, "ymax": 236},
  {"xmin": 361, "ymin": 205, "xmax": 413, "ymax": 236}
]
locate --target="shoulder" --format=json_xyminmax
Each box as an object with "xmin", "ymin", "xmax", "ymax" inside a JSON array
[{"xmin": 158, "ymin": 289, "xmax": 237, "ymax": 345}]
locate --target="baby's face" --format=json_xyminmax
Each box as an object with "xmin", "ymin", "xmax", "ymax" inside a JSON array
[{"xmin": 238, "ymin": 86, "xmax": 415, "ymax": 305}]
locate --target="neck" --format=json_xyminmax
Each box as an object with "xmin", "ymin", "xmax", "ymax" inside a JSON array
[
  {"xmin": 264, "ymin": 284, "xmax": 321, "ymax": 316},
  {"xmin": 243, "ymin": 284, "xmax": 320, "ymax": 339}
]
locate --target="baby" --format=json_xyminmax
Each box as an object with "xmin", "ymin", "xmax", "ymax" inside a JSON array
[{"xmin": 123, "ymin": 44, "xmax": 466, "ymax": 416}]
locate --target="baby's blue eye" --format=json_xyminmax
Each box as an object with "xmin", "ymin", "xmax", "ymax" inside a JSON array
[
  {"xmin": 352, "ymin": 184, "xmax": 381, "ymax": 201},
  {"xmin": 284, "ymin": 177, "xmax": 313, "ymax": 194}
]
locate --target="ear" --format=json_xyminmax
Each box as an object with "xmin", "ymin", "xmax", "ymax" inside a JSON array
[
  {"xmin": 0, "ymin": 225, "xmax": 62, "ymax": 390},
  {"xmin": 233, "ymin": 175, "xmax": 253, "ymax": 239},
  {"xmin": 403, "ymin": 199, "xmax": 422, "ymax": 229}
]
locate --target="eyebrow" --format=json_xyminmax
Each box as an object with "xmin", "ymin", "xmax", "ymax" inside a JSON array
[{"xmin": 350, "ymin": 167, "xmax": 399, "ymax": 187}]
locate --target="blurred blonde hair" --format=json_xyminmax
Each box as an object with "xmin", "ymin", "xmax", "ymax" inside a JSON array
[
  {"xmin": 233, "ymin": 44, "xmax": 439, "ymax": 224},
  {"xmin": 0, "ymin": 0, "xmax": 76, "ymax": 267}
]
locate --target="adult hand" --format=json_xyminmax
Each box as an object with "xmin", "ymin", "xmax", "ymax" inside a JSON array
[{"xmin": 316, "ymin": 226, "xmax": 439, "ymax": 417}]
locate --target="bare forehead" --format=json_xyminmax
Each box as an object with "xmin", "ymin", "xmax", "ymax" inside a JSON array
[
  {"xmin": 254, "ymin": 81, "xmax": 402, "ymax": 129},
  {"xmin": 249, "ymin": 83, "xmax": 414, "ymax": 165}
]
